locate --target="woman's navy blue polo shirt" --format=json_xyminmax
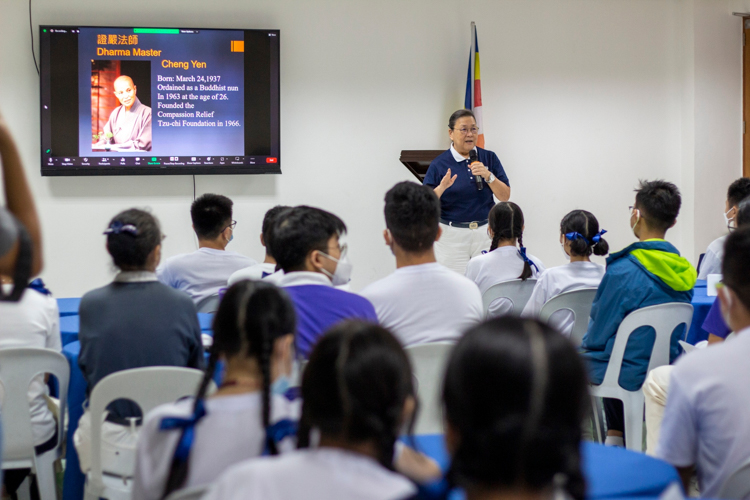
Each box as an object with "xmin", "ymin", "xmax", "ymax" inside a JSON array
[{"xmin": 422, "ymin": 146, "xmax": 509, "ymax": 223}]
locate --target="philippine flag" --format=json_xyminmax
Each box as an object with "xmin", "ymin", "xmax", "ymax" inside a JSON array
[{"xmin": 465, "ymin": 22, "xmax": 484, "ymax": 148}]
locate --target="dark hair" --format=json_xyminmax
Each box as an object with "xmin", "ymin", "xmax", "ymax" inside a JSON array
[
  {"xmin": 449, "ymin": 109, "xmax": 476, "ymax": 130},
  {"xmin": 736, "ymin": 197, "xmax": 750, "ymax": 228},
  {"xmin": 384, "ymin": 182, "xmax": 440, "ymax": 254},
  {"xmin": 161, "ymin": 281, "xmax": 296, "ymax": 498},
  {"xmin": 560, "ymin": 210, "xmax": 609, "ymax": 257},
  {"xmin": 443, "ymin": 317, "xmax": 588, "ymax": 500},
  {"xmin": 488, "ymin": 202, "xmax": 532, "ymax": 280},
  {"xmin": 633, "ymin": 180, "xmax": 681, "ymax": 232},
  {"xmin": 105, "ymin": 209, "xmax": 161, "ymax": 271},
  {"xmin": 269, "ymin": 206, "xmax": 347, "ymax": 273},
  {"xmin": 190, "ymin": 193, "xmax": 233, "ymax": 240},
  {"xmin": 297, "ymin": 321, "xmax": 415, "ymax": 470},
  {"xmin": 727, "ymin": 178, "xmax": 750, "ymax": 208},
  {"xmin": 722, "ymin": 227, "xmax": 750, "ymax": 310},
  {"xmin": 262, "ymin": 205, "xmax": 291, "ymax": 258}
]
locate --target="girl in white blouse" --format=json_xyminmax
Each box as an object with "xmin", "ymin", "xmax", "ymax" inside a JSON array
[
  {"xmin": 465, "ymin": 202, "xmax": 545, "ymax": 316},
  {"xmin": 522, "ymin": 210, "xmax": 608, "ymax": 338},
  {"xmin": 204, "ymin": 321, "xmax": 419, "ymax": 500}
]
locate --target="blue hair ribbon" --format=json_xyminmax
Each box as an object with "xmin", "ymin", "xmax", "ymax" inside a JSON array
[
  {"xmin": 159, "ymin": 399, "xmax": 207, "ymax": 462},
  {"xmin": 103, "ymin": 221, "xmax": 138, "ymax": 236},
  {"xmin": 591, "ymin": 229, "xmax": 607, "ymax": 243},
  {"xmin": 565, "ymin": 229, "xmax": 607, "ymax": 245},
  {"xmin": 518, "ymin": 247, "xmax": 540, "ymax": 274},
  {"xmin": 263, "ymin": 419, "xmax": 298, "ymax": 456}
]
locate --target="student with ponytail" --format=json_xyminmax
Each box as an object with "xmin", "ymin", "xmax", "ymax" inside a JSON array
[
  {"xmin": 131, "ymin": 281, "xmax": 298, "ymax": 500},
  {"xmin": 442, "ymin": 317, "xmax": 589, "ymax": 500},
  {"xmin": 522, "ymin": 210, "xmax": 608, "ymax": 338},
  {"xmin": 465, "ymin": 202, "xmax": 545, "ymax": 316},
  {"xmin": 204, "ymin": 321, "xmax": 419, "ymax": 500}
]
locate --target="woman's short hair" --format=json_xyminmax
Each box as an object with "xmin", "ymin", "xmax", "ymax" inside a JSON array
[{"xmin": 105, "ymin": 208, "xmax": 161, "ymax": 270}]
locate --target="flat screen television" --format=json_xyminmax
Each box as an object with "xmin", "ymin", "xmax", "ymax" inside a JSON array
[{"xmin": 39, "ymin": 26, "xmax": 280, "ymax": 176}]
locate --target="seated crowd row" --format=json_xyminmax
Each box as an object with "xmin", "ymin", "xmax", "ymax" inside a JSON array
[{"xmin": 4, "ymin": 173, "xmax": 750, "ymax": 498}]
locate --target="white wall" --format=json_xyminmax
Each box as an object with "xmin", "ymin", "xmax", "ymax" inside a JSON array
[{"xmin": 0, "ymin": 0, "xmax": 742, "ymax": 297}]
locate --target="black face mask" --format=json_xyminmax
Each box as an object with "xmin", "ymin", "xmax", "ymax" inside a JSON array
[{"xmin": 0, "ymin": 222, "xmax": 33, "ymax": 302}]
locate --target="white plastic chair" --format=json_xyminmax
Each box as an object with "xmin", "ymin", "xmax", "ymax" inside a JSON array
[
  {"xmin": 719, "ymin": 455, "xmax": 750, "ymax": 499},
  {"xmin": 589, "ymin": 303, "xmax": 693, "ymax": 451},
  {"xmin": 0, "ymin": 348, "xmax": 69, "ymax": 500},
  {"xmin": 84, "ymin": 366, "xmax": 206, "ymax": 500},
  {"xmin": 164, "ymin": 484, "xmax": 209, "ymax": 500},
  {"xmin": 481, "ymin": 279, "xmax": 537, "ymax": 318},
  {"xmin": 196, "ymin": 293, "xmax": 221, "ymax": 313},
  {"xmin": 405, "ymin": 342, "xmax": 455, "ymax": 435},
  {"xmin": 539, "ymin": 288, "xmax": 598, "ymax": 347}
]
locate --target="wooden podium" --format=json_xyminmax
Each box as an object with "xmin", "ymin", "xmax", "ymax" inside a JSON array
[{"xmin": 399, "ymin": 150, "xmax": 443, "ymax": 182}]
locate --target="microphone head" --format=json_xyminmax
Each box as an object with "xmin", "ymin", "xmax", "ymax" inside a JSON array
[{"xmin": 469, "ymin": 150, "xmax": 478, "ymax": 163}]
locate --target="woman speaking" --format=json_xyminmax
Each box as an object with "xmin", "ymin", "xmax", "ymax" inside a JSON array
[{"xmin": 423, "ymin": 109, "xmax": 510, "ymax": 273}]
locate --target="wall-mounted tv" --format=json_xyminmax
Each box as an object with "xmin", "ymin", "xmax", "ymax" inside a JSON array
[{"xmin": 40, "ymin": 26, "xmax": 280, "ymax": 176}]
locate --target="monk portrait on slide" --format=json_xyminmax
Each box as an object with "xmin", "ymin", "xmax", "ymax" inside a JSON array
[{"xmin": 95, "ymin": 75, "xmax": 152, "ymax": 151}]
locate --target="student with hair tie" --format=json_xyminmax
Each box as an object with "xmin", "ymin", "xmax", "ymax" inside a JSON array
[
  {"xmin": 442, "ymin": 317, "xmax": 589, "ymax": 500},
  {"xmin": 465, "ymin": 202, "xmax": 545, "ymax": 316},
  {"xmin": 132, "ymin": 281, "xmax": 299, "ymax": 500}
]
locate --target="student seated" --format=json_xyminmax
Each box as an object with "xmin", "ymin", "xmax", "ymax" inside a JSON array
[
  {"xmin": 361, "ymin": 182, "xmax": 482, "ymax": 346},
  {"xmin": 158, "ymin": 194, "xmax": 255, "ymax": 304},
  {"xmin": 74, "ymin": 209, "xmax": 204, "ymax": 476},
  {"xmin": 697, "ymin": 177, "xmax": 750, "ymax": 279},
  {"xmin": 267, "ymin": 206, "xmax": 377, "ymax": 358},
  {"xmin": 0, "ymin": 278, "xmax": 62, "ymax": 496},
  {"xmin": 442, "ymin": 317, "xmax": 588, "ymax": 500},
  {"xmin": 228, "ymin": 205, "xmax": 290, "ymax": 285},
  {"xmin": 205, "ymin": 321, "xmax": 418, "ymax": 500},
  {"xmin": 132, "ymin": 281, "xmax": 298, "ymax": 500},
  {"xmin": 465, "ymin": 201, "xmax": 545, "ymax": 316},
  {"xmin": 581, "ymin": 180, "xmax": 696, "ymax": 448},
  {"xmin": 522, "ymin": 209, "xmax": 608, "ymax": 337},
  {"xmin": 656, "ymin": 227, "xmax": 750, "ymax": 497}
]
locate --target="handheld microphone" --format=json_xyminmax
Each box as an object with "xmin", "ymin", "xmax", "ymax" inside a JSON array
[{"xmin": 469, "ymin": 150, "xmax": 483, "ymax": 191}]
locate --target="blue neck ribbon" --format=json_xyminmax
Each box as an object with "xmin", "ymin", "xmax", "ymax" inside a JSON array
[
  {"xmin": 159, "ymin": 399, "xmax": 207, "ymax": 462},
  {"xmin": 263, "ymin": 419, "xmax": 298, "ymax": 455},
  {"xmin": 518, "ymin": 247, "xmax": 540, "ymax": 273},
  {"xmin": 565, "ymin": 229, "xmax": 607, "ymax": 245}
]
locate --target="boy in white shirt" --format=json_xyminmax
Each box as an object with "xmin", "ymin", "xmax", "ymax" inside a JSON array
[
  {"xmin": 697, "ymin": 177, "xmax": 750, "ymax": 279},
  {"xmin": 228, "ymin": 205, "xmax": 290, "ymax": 286},
  {"xmin": 656, "ymin": 227, "xmax": 750, "ymax": 497},
  {"xmin": 158, "ymin": 194, "xmax": 255, "ymax": 304},
  {"xmin": 522, "ymin": 209, "xmax": 607, "ymax": 337},
  {"xmin": 361, "ymin": 182, "xmax": 483, "ymax": 346}
]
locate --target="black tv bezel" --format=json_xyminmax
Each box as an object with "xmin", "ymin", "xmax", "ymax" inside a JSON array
[{"xmin": 39, "ymin": 25, "xmax": 281, "ymax": 177}]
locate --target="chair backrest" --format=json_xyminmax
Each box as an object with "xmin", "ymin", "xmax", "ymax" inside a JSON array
[
  {"xmin": 405, "ymin": 342, "xmax": 455, "ymax": 435},
  {"xmin": 0, "ymin": 348, "xmax": 69, "ymax": 467},
  {"xmin": 196, "ymin": 294, "xmax": 221, "ymax": 313},
  {"xmin": 539, "ymin": 288, "xmax": 598, "ymax": 346},
  {"xmin": 87, "ymin": 367, "xmax": 205, "ymax": 487},
  {"xmin": 719, "ymin": 455, "xmax": 750, "ymax": 499},
  {"xmin": 482, "ymin": 279, "xmax": 537, "ymax": 317},
  {"xmin": 600, "ymin": 303, "xmax": 693, "ymax": 388},
  {"xmin": 164, "ymin": 485, "xmax": 208, "ymax": 500}
]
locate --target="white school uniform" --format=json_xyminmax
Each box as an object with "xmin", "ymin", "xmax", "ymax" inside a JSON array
[
  {"xmin": 0, "ymin": 288, "xmax": 61, "ymax": 445},
  {"xmin": 521, "ymin": 261, "xmax": 604, "ymax": 337},
  {"xmin": 204, "ymin": 447, "xmax": 416, "ymax": 500},
  {"xmin": 465, "ymin": 246, "xmax": 545, "ymax": 316},
  {"xmin": 227, "ymin": 262, "xmax": 277, "ymax": 286},
  {"xmin": 697, "ymin": 234, "xmax": 727, "ymax": 280},
  {"xmin": 360, "ymin": 262, "xmax": 483, "ymax": 346},
  {"xmin": 131, "ymin": 392, "xmax": 300, "ymax": 500},
  {"xmin": 157, "ymin": 248, "xmax": 256, "ymax": 304}
]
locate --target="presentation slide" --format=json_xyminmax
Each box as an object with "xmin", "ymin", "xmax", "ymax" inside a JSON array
[{"xmin": 40, "ymin": 26, "xmax": 280, "ymax": 176}]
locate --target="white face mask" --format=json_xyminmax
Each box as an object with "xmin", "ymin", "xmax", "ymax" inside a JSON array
[
  {"xmin": 724, "ymin": 208, "xmax": 736, "ymax": 230},
  {"xmin": 560, "ymin": 242, "xmax": 570, "ymax": 261},
  {"xmin": 319, "ymin": 251, "xmax": 353, "ymax": 286},
  {"xmin": 631, "ymin": 209, "xmax": 641, "ymax": 237},
  {"xmin": 719, "ymin": 286, "xmax": 734, "ymax": 330}
]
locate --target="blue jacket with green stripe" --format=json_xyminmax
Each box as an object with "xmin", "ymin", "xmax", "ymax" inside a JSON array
[{"xmin": 581, "ymin": 240, "xmax": 696, "ymax": 391}]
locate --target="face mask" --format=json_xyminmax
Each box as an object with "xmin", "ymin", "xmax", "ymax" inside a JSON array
[
  {"xmin": 560, "ymin": 242, "xmax": 570, "ymax": 261},
  {"xmin": 631, "ymin": 209, "xmax": 641, "ymax": 237},
  {"xmin": 319, "ymin": 252, "xmax": 353, "ymax": 286},
  {"xmin": 724, "ymin": 208, "xmax": 736, "ymax": 230},
  {"xmin": 271, "ymin": 375, "xmax": 291, "ymax": 397},
  {"xmin": 228, "ymin": 233, "xmax": 234, "ymax": 243},
  {"xmin": 719, "ymin": 286, "xmax": 734, "ymax": 329}
]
